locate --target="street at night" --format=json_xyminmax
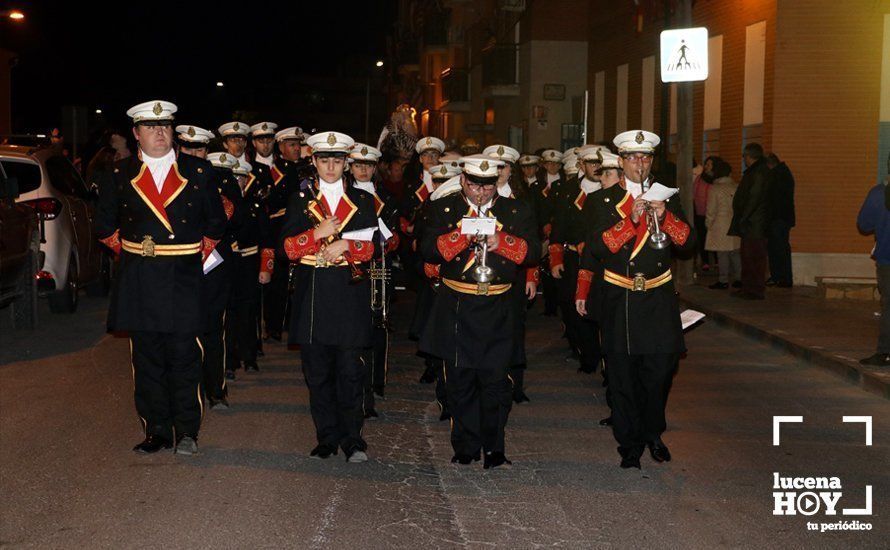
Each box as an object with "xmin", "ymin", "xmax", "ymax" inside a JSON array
[
  {"xmin": 2, "ymin": 1, "xmax": 890, "ymax": 548},
  {"xmin": 1, "ymin": 295, "xmax": 887, "ymax": 548}
]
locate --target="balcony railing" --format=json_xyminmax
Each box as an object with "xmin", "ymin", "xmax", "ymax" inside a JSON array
[
  {"xmin": 441, "ymin": 68, "xmax": 469, "ymax": 104},
  {"xmin": 482, "ymin": 44, "xmax": 518, "ymax": 87}
]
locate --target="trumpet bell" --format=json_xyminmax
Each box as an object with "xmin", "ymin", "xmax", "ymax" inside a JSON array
[
  {"xmin": 472, "ymin": 264, "xmax": 494, "ymax": 283},
  {"xmin": 648, "ymin": 231, "xmax": 671, "ymax": 249}
]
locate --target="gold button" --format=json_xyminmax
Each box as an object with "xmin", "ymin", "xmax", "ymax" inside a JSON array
[{"xmin": 197, "ymin": 168, "xmax": 203, "ymax": 173}]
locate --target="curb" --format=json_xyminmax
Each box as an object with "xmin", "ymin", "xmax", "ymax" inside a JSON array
[{"xmin": 679, "ymin": 295, "xmax": 890, "ymax": 401}]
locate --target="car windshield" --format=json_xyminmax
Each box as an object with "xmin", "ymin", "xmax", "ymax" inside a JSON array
[
  {"xmin": 0, "ymin": 159, "xmax": 41, "ymax": 194},
  {"xmin": 45, "ymin": 155, "xmax": 89, "ymax": 197}
]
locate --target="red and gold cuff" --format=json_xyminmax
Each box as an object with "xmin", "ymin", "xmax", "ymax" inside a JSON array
[
  {"xmin": 494, "ymin": 232, "xmax": 528, "ymax": 264},
  {"xmin": 548, "ymin": 243, "xmax": 564, "ymax": 269},
  {"xmin": 423, "ymin": 262, "xmax": 441, "ymax": 280},
  {"xmin": 661, "ymin": 211, "xmax": 690, "ymax": 246},
  {"xmin": 575, "ymin": 269, "xmax": 594, "ymax": 301},
  {"xmin": 602, "ymin": 219, "xmax": 636, "ymax": 253},
  {"xmin": 260, "ymin": 248, "xmax": 275, "ymax": 274},
  {"xmin": 284, "ymin": 228, "xmax": 320, "ymax": 260},
  {"xmin": 347, "ymin": 240, "xmax": 374, "ymax": 262},
  {"xmin": 437, "ymin": 229, "xmax": 470, "ymax": 261},
  {"xmin": 201, "ymin": 236, "xmax": 219, "ymax": 262},
  {"xmin": 526, "ymin": 267, "xmax": 540, "ymax": 284},
  {"xmin": 99, "ymin": 229, "xmax": 122, "ymax": 256},
  {"xmin": 221, "ymin": 195, "xmax": 235, "ymax": 221}
]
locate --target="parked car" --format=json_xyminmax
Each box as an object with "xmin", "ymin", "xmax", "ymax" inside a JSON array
[
  {"xmin": 0, "ymin": 163, "xmax": 40, "ymax": 328},
  {"xmin": 1, "ymin": 145, "xmax": 109, "ymax": 313}
]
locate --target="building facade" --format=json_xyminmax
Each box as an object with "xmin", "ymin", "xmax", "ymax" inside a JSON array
[
  {"xmin": 587, "ymin": 0, "xmax": 890, "ymax": 284},
  {"xmin": 387, "ymin": 0, "xmax": 589, "ymax": 153}
]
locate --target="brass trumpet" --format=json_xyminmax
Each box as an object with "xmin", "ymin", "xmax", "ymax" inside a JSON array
[
  {"xmin": 471, "ymin": 200, "xmax": 494, "ymax": 284},
  {"xmin": 369, "ymin": 231, "xmax": 391, "ymax": 328}
]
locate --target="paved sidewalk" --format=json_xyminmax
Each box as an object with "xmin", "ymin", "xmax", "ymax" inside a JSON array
[{"xmin": 679, "ymin": 282, "xmax": 890, "ymax": 399}]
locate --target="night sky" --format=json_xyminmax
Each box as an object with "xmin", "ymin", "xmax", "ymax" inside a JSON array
[{"xmin": 2, "ymin": 0, "xmax": 397, "ymax": 136}]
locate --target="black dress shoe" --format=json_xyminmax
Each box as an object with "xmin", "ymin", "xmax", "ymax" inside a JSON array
[
  {"xmin": 225, "ymin": 369, "xmax": 236, "ymax": 381},
  {"xmin": 439, "ymin": 409, "xmax": 451, "ymax": 421},
  {"xmin": 133, "ymin": 435, "xmax": 172, "ymax": 454},
  {"xmin": 731, "ymin": 280, "xmax": 742, "ymax": 288},
  {"xmin": 512, "ymin": 391, "xmax": 531, "ymax": 403},
  {"xmin": 267, "ymin": 331, "xmax": 282, "ymax": 342},
  {"xmin": 175, "ymin": 434, "xmax": 199, "ymax": 455},
  {"xmin": 708, "ymin": 281, "xmax": 729, "ymax": 289},
  {"xmin": 618, "ymin": 446, "xmax": 643, "ymax": 469},
  {"xmin": 483, "ymin": 452, "xmax": 512, "ymax": 469},
  {"xmin": 859, "ymin": 352, "xmax": 890, "ymax": 366},
  {"xmin": 599, "ymin": 416, "xmax": 613, "ymax": 427},
  {"xmin": 244, "ymin": 361, "xmax": 259, "ymax": 372},
  {"xmin": 372, "ymin": 384, "xmax": 385, "ymax": 398},
  {"xmin": 648, "ymin": 440, "xmax": 672, "ymax": 463},
  {"xmin": 451, "ymin": 452, "xmax": 481, "ymax": 465},
  {"xmin": 364, "ymin": 408, "xmax": 379, "ymax": 419},
  {"xmin": 209, "ymin": 396, "xmax": 230, "ymax": 410},
  {"xmin": 310, "ymin": 444, "xmax": 338, "ymax": 459}
]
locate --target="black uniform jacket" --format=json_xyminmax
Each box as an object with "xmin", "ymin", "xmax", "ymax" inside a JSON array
[
  {"xmin": 202, "ymin": 167, "xmax": 241, "ymax": 321},
  {"xmin": 419, "ymin": 192, "xmax": 540, "ymax": 369},
  {"xmin": 585, "ymin": 183, "xmax": 695, "ymax": 355},
  {"xmin": 96, "ymin": 153, "xmax": 226, "ymax": 333},
  {"xmin": 279, "ymin": 180, "xmax": 378, "ymax": 347}
]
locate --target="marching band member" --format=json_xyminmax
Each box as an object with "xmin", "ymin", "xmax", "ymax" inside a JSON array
[
  {"xmin": 280, "ymin": 131, "xmax": 378, "ymax": 462},
  {"xmin": 96, "ymin": 100, "xmax": 226, "ymax": 455},
  {"xmin": 420, "ymin": 154, "xmax": 540, "ymax": 468},
  {"xmin": 582, "ymin": 130, "xmax": 694, "ymax": 469}
]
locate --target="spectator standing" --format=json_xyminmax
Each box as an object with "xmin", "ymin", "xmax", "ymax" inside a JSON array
[
  {"xmin": 693, "ymin": 156, "xmax": 717, "ymax": 271},
  {"xmin": 765, "ymin": 153, "xmax": 796, "ymax": 287},
  {"xmin": 704, "ymin": 158, "xmax": 741, "ymax": 289},
  {"xmin": 729, "ymin": 143, "xmax": 770, "ymax": 299},
  {"xmin": 857, "ymin": 152, "xmax": 890, "ymax": 366}
]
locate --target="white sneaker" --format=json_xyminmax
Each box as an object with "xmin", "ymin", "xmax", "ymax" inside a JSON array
[{"xmin": 347, "ymin": 450, "xmax": 368, "ymax": 463}]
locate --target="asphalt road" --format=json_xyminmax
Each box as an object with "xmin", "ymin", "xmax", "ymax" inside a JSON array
[{"xmin": 1, "ymin": 293, "xmax": 888, "ymax": 548}]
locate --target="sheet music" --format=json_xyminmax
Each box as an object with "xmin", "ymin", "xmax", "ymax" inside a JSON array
[
  {"xmin": 203, "ymin": 249, "xmax": 224, "ymax": 275},
  {"xmin": 680, "ymin": 309, "xmax": 706, "ymax": 330},
  {"xmin": 640, "ymin": 183, "xmax": 680, "ymax": 202}
]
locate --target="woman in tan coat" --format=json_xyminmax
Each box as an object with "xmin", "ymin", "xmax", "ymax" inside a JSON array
[{"xmin": 705, "ymin": 158, "xmax": 741, "ymax": 289}]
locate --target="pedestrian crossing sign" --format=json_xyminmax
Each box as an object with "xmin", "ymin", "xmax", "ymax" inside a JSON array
[{"xmin": 660, "ymin": 27, "xmax": 709, "ymax": 83}]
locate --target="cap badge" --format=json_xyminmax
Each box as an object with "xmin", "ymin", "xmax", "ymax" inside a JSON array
[
  {"xmin": 596, "ymin": 150, "xmax": 603, "ymax": 163},
  {"xmin": 233, "ymin": 161, "xmax": 240, "ymax": 169},
  {"xmin": 497, "ymin": 146, "xmax": 504, "ymax": 156},
  {"xmin": 187, "ymin": 126, "xmax": 196, "ymax": 137},
  {"xmin": 480, "ymin": 160, "xmax": 490, "ymax": 172},
  {"xmin": 327, "ymin": 133, "xmax": 337, "ymax": 146},
  {"xmin": 439, "ymin": 166, "xmax": 447, "ymax": 175},
  {"xmin": 233, "ymin": 122, "xmax": 240, "ymax": 131},
  {"xmin": 361, "ymin": 146, "xmax": 368, "ymax": 156},
  {"xmin": 220, "ymin": 154, "xmax": 227, "ymax": 162},
  {"xmin": 152, "ymin": 102, "xmax": 163, "ymax": 116},
  {"xmin": 635, "ymin": 131, "xmax": 645, "ymax": 144},
  {"xmin": 425, "ymin": 137, "xmax": 432, "ymax": 146},
  {"xmin": 261, "ymin": 123, "xmax": 268, "ymax": 131}
]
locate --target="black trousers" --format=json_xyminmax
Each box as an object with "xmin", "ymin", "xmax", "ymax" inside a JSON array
[
  {"xmin": 445, "ymin": 363, "xmax": 513, "ymax": 456},
  {"xmin": 225, "ymin": 297, "xmax": 259, "ymax": 370},
  {"xmin": 767, "ymin": 220, "xmax": 793, "ymax": 285},
  {"xmin": 508, "ymin": 365, "xmax": 525, "ymax": 396},
  {"xmin": 200, "ymin": 309, "xmax": 227, "ymax": 400},
  {"xmin": 542, "ymin": 270, "xmax": 558, "ymax": 314},
  {"xmin": 263, "ymin": 257, "xmax": 289, "ymax": 336},
  {"xmin": 130, "ymin": 331, "xmax": 203, "ymax": 441},
  {"xmin": 607, "ymin": 351, "xmax": 678, "ymax": 450},
  {"xmin": 434, "ymin": 358, "xmax": 447, "ymax": 412},
  {"xmin": 361, "ymin": 325, "xmax": 389, "ymax": 411},
  {"xmin": 301, "ymin": 344, "xmax": 366, "ymax": 452}
]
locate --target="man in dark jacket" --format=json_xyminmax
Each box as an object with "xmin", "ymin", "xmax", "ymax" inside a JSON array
[
  {"xmin": 766, "ymin": 153, "xmax": 795, "ymax": 287},
  {"xmin": 729, "ymin": 143, "xmax": 770, "ymax": 299}
]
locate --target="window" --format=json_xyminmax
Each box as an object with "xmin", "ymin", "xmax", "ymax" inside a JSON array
[
  {"xmin": 45, "ymin": 155, "xmax": 89, "ymax": 197},
  {"xmin": 0, "ymin": 159, "xmax": 41, "ymax": 194},
  {"xmin": 616, "ymin": 64, "xmax": 628, "ymax": 134},
  {"xmin": 641, "ymin": 56, "xmax": 655, "ymax": 131},
  {"xmin": 594, "ymin": 71, "xmax": 605, "ymax": 142}
]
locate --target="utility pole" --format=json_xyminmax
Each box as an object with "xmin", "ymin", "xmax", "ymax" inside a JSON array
[{"xmin": 675, "ymin": 0, "xmax": 695, "ymax": 288}]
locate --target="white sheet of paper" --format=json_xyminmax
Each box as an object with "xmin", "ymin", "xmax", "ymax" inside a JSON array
[
  {"xmin": 377, "ymin": 218, "xmax": 393, "ymax": 241},
  {"xmin": 461, "ymin": 216, "xmax": 497, "ymax": 236},
  {"xmin": 203, "ymin": 249, "xmax": 223, "ymax": 275},
  {"xmin": 680, "ymin": 309, "xmax": 706, "ymax": 330},
  {"xmin": 640, "ymin": 183, "xmax": 680, "ymax": 202},
  {"xmin": 341, "ymin": 227, "xmax": 376, "ymax": 241}
]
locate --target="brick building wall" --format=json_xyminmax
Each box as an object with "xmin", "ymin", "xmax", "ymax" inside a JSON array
[{"xmin": 587, "ymin": 0, "xmax": 890, "ymax": 282}]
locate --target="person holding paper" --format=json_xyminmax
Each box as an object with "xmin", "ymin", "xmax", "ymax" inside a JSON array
[
  {"xmin": 420, "ymin": 154, "xmax": 540, "ymax": 469},
  {"xmin": 585, "ymin": 130, "xmax": 694, "ymax": 470},
  {"xmin": 95, "ymin": 100, "xmax": 226, "ymax": 455},
  {"xmin": 280, "ymin": 131, "xmax": 378, "ymax": 463}
]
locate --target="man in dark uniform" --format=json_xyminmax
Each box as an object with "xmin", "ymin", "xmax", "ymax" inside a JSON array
[
  {"xmin": 584, "ymin": 130, "xmax": 694, "ymax": 469},
  {"xmin": 280, "ymin": 131, "xmax": 378, "ymax": 463},
  {"xmin": 420, "ymin": 154, "xmax": 540, "ymax": 469},
  {"xmin": 96, "ymin": 100, "xmax": 226, "ymax": 455},
  {"xmin": 532, "ymin": 149, "xmax": 564, "ymax": 317},
  {"xmin": 576, "ymin": 151, "xmax": 624, "ymax": 427},
  {"xmin": 225, "ymin": 158, "xmax": 274, "ymax": 376},
  {"xmin": 484, "ymin": 144, "xmax": 539, "ymax": 403},
  {"xmin": 179, "ymin": 128, "xmax": 236, "ymax": 407},
  {"xmin": 348, "ymin": 143, "xmax": 401, "ymax": 417},
  {"xmin": 263, "ymin": 126, "xmax": 310, "ymax": 341},
  {"xmin": 550, "ymin": 145, "xmax": 606, "ymax": 375}
]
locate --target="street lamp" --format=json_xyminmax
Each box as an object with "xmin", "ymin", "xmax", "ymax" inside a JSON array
[
  {"xmin": 216, "ymin": 81, "xmax": 224, "ymax": 87},
  {"xmin": 365, "ymin": 60, "xmax": 385, "ymax": 142},
  {"xmin": 2, "ymin": 9, "xmax": 24, "ymax": 21},
  {"xmin": 375, "ymin": 60, "xmax": 384, "ymax": 67},
  {"xmin": 95, "ymin": 109, "xmax": 102, "ymax": 114}
]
